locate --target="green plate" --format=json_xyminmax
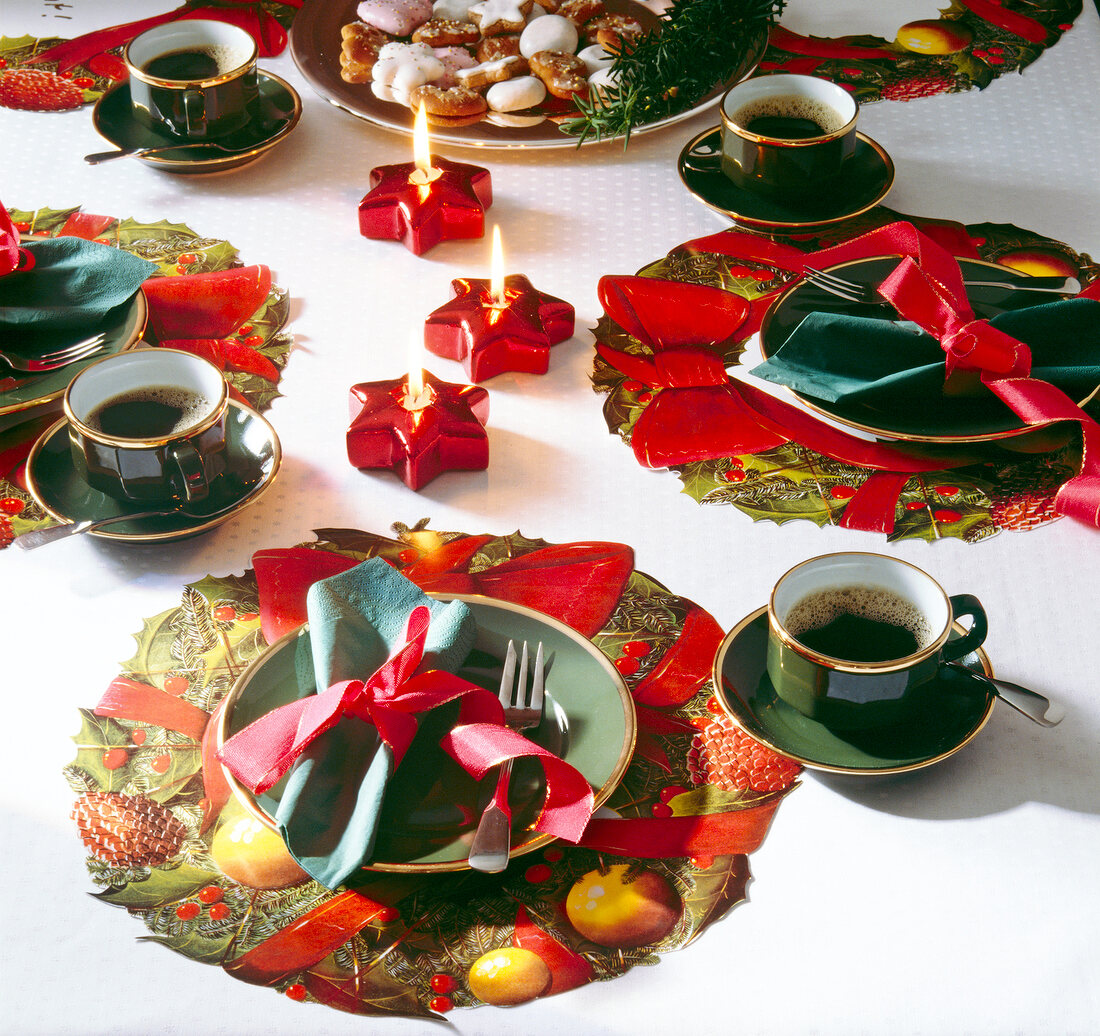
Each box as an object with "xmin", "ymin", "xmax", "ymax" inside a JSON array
[
  {"xmin": 0, "ymin": 291, "xmax": 145, "ymax": 420},
  {"xmin": 92, "ymin": 71, "xmax": 302, "ymax": 173},
  {"xmin": 25, "ymin": 399, "xmax": 281, "ymax": 543},
  {"xmin": 713, "ymin": 607, "xmax": 994, "ymax": 775},
  {"xmin": 219, "ymin": 594, "xmax": 636, "ymax": 873},
  {"xmin": 759, "ymin": 255, "xmax": 1077, "ymax": 443}
]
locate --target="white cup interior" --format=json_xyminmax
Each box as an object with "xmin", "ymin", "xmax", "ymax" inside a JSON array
[
  {"xmin": 126, "ymin": 19, "xmax": 256, "ymax": 79},
  {"xmin": 772, "ymin": 553, "xmax": 950, "ymax": 649},
  {"xmin": 67, "ymin": 349, "xmax": 225, "ymax": 436},
  {"xmin": 722, "ymin": 73, "xmax": 858, "ymax": 136}
]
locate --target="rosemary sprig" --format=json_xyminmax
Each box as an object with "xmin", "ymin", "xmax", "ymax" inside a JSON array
[{"xmin": 561, "ymin": 0, "xmax": 785, "ymax": 146}]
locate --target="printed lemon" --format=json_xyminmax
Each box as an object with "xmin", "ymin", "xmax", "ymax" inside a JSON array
[
  {"xmin": 565, "ymin": 864, "xmax": 681, "ymax": 948},
  {"xmin": 994, "ymin": 248, "xmax": 1078, "ymax": 279},
  {"xmin": 468, "ymin": 947, "xmax": 552, "ymax": 1006},
  {"xmin": 896, "ymin": 20, "xmax": 972, "ymax": 54},
  {"xmin": 210, "ymin": 813, "xmax": 308, "ymax": 889}
]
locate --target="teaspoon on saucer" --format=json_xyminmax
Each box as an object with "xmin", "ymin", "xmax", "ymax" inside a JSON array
[
  {"xmin": 947, "ymin": 662, "xmax": 1064, "ymax": 727},
  {"xmin": 84, "ymin": 141, "xmax": 259, "ymax": 164}
]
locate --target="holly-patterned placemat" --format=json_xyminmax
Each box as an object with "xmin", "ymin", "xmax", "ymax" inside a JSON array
[
  {"xmin": 66, "ymin": 524, "xmax": 799, "ymax": 1018},
  {"xmin": 592, "ymin": 210, "xmax": 1098, "ymax": 543},
  {"xmin": 0, "ymin": 204, "xmax": 293, "ymax": 549},
  {"xmin": 760, "ymin": 0, "xmax": 1082, "ymax": 102}
]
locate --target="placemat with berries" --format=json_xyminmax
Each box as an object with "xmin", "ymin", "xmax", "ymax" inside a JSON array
[
  {"xmin": 0, "ymin": 2, "xmax": 300, "ymax": 112},
  {"xmin": 66, "ymin": 523, "xmax": 800, "ymax": 1018},
  {"xmin": 758, "ymin": 0, "xmax": 1081, "ymax": 104},
  {"xmin": 0, "ymin": 204, "xmax": 293, "ymax": 550},
  {"xmin": 592, "ymin": 210, "xmax": 1098, "ymax": 543}
]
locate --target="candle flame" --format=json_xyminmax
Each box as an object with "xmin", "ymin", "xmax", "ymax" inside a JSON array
[
  {"xmin": 408, "ymin": 364, "xmax": 424, "ymax": 398},
  {"xmin": 490, "ymin": 225, "xmax": 505, "ymax": 308},
  {"xmin": 414, "ymin": 105, "xmax": 431, "ymax": 174}
]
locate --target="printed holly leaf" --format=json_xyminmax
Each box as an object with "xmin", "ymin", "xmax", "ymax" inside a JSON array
[
  {"xmin": 468, "ymin": 531, "xmax": 549, "ymax": 571},
  {"xmin": 96, "ymin": 864, "xmax": 218, "ymax": 910},
  {"xmin": 6, "ymin": 205, "xmax": 79, "ymax": 235},
  {"xmin": 70, "ymin": 710, "xmax": 133, "ymax": 790},
  {"xmin": 304, "ymin": 965, "xmax": 437, "ymax": 1018},
  {"xmin": 681, "ymin": 854, "xmax": 751, "ymax": 944},
  {"xmin": 141, "ymin": 927, "xmax": 240, "ymax": 966}
]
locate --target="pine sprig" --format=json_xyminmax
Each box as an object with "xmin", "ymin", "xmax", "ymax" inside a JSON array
[{"xmin": 562, "ymin": 0, "xmax": 784, "ymax": 145}]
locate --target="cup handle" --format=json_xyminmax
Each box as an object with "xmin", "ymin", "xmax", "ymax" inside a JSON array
[
  {"xmin": 182, "ymin": 89, "xmax": 206, "ymax": 137},
  {"xmin": 168, "ymin": 441, "xmax": 210, "ymax": 503},
  {"xmin": 941, "ymin": 594, "xmax": 988, "ymax": 662}
]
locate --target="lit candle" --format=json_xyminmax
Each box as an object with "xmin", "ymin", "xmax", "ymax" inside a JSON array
[
  {"xmin": 357, "ymin": 107, "xmax": 493, "ymax": 257},
  {"xmin": 346, "ymin": 347, "xmax": 490, "ymax": 490},
  {"xmin": 423, "ymin": 225, "xmax": 575, "ymax": 382}
]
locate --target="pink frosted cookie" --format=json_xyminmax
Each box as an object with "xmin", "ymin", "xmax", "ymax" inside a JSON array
[
  {"xmin": 434, "ymin": 45, "xmax": 478, "ymax": 87},
  {"xmin": 357, "ymin": 0, "xmax": 434, "ymax": 37}
]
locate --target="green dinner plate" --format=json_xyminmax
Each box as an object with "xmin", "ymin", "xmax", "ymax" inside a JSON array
[
  {"xmin": 25, "ymin": 399, "xmax": 280, "ymax": 543},
  {"xmin": 713, "ymin": 607, "xmax": 995, "ymax": 775},
  {"xmin": 758, "ymin": 255, "xmax": 1080, "ymax": 443},
  {"xmin": 0, "ymin": 291, "xmax": 146, "ymax": 420},
  {"xmin": 219, "ymin": 594, "xmax": 636, "ymax": 873}
]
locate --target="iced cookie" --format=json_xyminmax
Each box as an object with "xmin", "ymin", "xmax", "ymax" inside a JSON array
[
  {"xmin": 557, "ymin": 0, "xmax": 603, "ymax": 24},
  {"xmin": 519, "ymin": 14, "xmax": 578, "ymax": 58},
  {"xmin": 456, "ymin": 55, "xmax": 526, "ymax": 90},
  {"xmin": 587, "ymin": 65, "xmax": 619, "ymax": 101},
  {"xmin": 372, "ymin": 41, "xmax": 446, "ymax": 93},
  {"xmin": 529, "ymin": 49, "xmax": 588, "ymax": 98},
  {"xmin": 357, "ymin": 0, "xmax": 434, "ymax": 36},
  {"xmin": 486, "ymin": 74, "xmax": 546, "ymax": 111},
  {"xmin": 588, "ymin": 13, "xmax": 644, "ymax": 51},
  {"xmin": 577, "ymin": 43, "xmax": 613, "ymax": 75},
  {"xmin": 469, "ymin": 0, "xmax": 534, "ymax": 36},
  {"xmin": 413, "ymin": 18, "xmax": 481, "ymax": 46},
  {"xmin": 432, "ymin": 0, "xmax": 473, "ymax": 19},
  {"xmin": 410, "ymin": 83, "xmax": 488, "ymax": 124},
  {"xmin": 477, "ymin": 35, "xmax": 522, "ymax": 62},
  {"xmin": 433, "ymin": 45, "xmax": 478, "ymax": 87}
]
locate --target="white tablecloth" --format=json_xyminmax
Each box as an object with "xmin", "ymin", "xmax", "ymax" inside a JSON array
[{"xmin": 2, "ymin": 1, "xmax": 1098, "ymax": 1033}]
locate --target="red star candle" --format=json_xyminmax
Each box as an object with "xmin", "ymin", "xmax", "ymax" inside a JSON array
[
  {"xmin": 347, "ymin": 368, "xmax": 489, "ymax": 490},
  {"xmin": 424, "ymin": 227, "xmax": 575, "ymax": 382},
  {"xmin": 358, "ymin": 106, "xmax": 492, "ymax": 256}
]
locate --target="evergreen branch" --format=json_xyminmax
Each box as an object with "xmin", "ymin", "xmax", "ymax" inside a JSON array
[{"xmin": 561, "ymin": 0, "xmax": 785, "ymax": 145}]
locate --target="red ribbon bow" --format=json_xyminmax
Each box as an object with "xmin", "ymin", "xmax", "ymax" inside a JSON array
[
  {"xmin": 218, "ymin": 604, "xmax": 595, "ymax": 843},
  {"xmin": 0, "ymin": 203, "xmax": 34, "ymax": 277}
]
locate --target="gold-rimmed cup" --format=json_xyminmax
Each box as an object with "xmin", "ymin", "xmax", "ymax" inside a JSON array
[
  {"xmin": 718, "ymin": 73, "xmax": 859, "ymax": 206},
  {"xmin": 766, "ymin": 552, "xmax": 988, "ymax": 729},
  {"xmin": 124, "ymin": 18, "xmax": 258, "ymax": 140},
  {"xmin": 63, "ymin": 347, "xmax": 229, "ymax": 505}
]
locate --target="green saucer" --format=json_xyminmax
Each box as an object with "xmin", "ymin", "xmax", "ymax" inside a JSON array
[
  {"xmin": 678, "ymin": 127, "xmax": 894, "ymax": 233},
  {"xmin": 25, "ymin": 399, "xmax": 281, "ymax": 543},
  {"xmin": 92, "ymin": 71, "xmax": 302, "ymax": 173},
  {"xmin": 713, "ymin": 607, "xmax": 995, "ymax": 775},
  {"xmin": 218, "ymin": 594, "xmax": 636, "ymax": 873},
  {"xmin": 0, "ymin": 292, "xmax": 145, "ymax": 420}
]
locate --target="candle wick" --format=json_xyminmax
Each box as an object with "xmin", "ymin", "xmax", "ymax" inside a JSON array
[
  {"xmin": 404, "ymin": 383, "xmax": 434, "ymax": 410},
  {"xmin": 409, "ymin": 166, "xmax": 442, "ymax": 186}
]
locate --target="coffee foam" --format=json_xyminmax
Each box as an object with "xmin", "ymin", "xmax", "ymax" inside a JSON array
[
  {"xmin": 149, "ymin": 43, "xmax": 244, "ymax": 77},
  {"xmin": 87, "ymin": 386, "xmax": 212, "ymax": 436},
  {"xmin": 732, "ymin": 94, "xmax": 847, "ymax": 136},
  {"xmin": 785, "ymin": 586, "xmax": 934, "ymax": 647}
]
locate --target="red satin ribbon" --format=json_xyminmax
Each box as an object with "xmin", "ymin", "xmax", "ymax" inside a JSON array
[
  {"xmin": 217, "ymin": 605, "xmax": 595, "ymax": 842},
  {"xmin": 0, "ymin": 203, "xmax": 34, "ymax": 276},
  {"xmin": 25, "ymin": 0, "xmax": 301, "ymax": 72},
  {"xmin": 600, "ymin": 220, "xmax": 1100, "ymax": 530}
]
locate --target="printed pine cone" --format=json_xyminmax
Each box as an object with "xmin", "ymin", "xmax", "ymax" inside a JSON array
[
  {"xmin": 72, "ymin": 792, "xmax": 186, "ymax": 867},
  {"xmin": 687, "ymin": 714, "xmax": 800, "ymax": 792}
]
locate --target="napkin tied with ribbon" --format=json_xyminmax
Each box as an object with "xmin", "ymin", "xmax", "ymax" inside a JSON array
[{"xmin": 219, "ymin": 558, "xmax": 594, "ymax": 887}]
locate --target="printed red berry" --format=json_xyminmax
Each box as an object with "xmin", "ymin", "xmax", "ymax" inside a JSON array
[
  {"xmin": 0, "ymin": 497, "xmax": 25, "ymax": 515},
  {"xmin": 0, "ymin": 69, "xmax": 85, "ymax": 111},
  {"xmin": 87, "ymin": 53, "xmax": 129, "ymax": 81},
  {"xmin": 236, "ymin": 324, "xmax": 254, "ymax": 336},
  {"xmin": 285, "ymin": 984, "xmax": 307, "ymax": 1001},
  {"xmin": 614, "ymin": 656, "xmax": 640, "ymax": 677},
  {"xmin": 687, "ymin": 713, "xmax": 801, "ymax": 792},
  {"xmin": 177, "ymin": 252, "xmax": 199, "ymax": 265},
  {"xmin": 198, "ymin": 885, "xmax": 223, "ymax": 904},
  {"xmin": 690, "ymin": 855, "xmax": 714, "ymax": 870},
  {"xmin": 429, "ymin": 996, "xmax": 453, "ymax": 1013},
  {"xmin": 213, "ymin": 605, "xmax": 236, "ymax": 621},
  {"xmin": 830, "ymin": 484, "xmax": 857, "ymax": 499},
  {"xmin": 724, "ymin": 469, "xmax": 746, "ymax": 483},
  {"xmin": 208, "ymin": 902, "xmax": 231, "ymax": 921},
  {"xmin": 151, "ymin": 754, "xmax": 171, "ymax": 774},
  {"xmin": 651, "ymin": 802, "xmax": 673, "ymax": 818},
  {"xmin": 637, "ymin": 391, "xmax": 653, "ymax": 403},
  {"xmin": 242, "ymin": 335, "xmax": 264, "ymax": 348},
  {"xmin": 905, "ymin": 501, "xmax": 927, "ymax": 511},
  {"xmin": 374, "ymin": 906, "xmax": 399, "ymax": 923},
  {"xmin": 176, "ymin": 902, "xmax": 201, "ymax": 921},
  {"xmin": 102, "ymin": 747, "xmax": 129, "ymax": 770},
  {"xmin": 72, "ymin": 76, "xmax": 94, "ymax": 88},
  {"xmin": 935, "ymin": 485, "xmax": 959, "ymax": 496},
  {"xmin": 59, "ymin": 70, "xmax": 73, "ymax": 79},
  {"xmin": 622, "ymin": 379, "xmax": 644, "ymax": 392},
  {"xmin": 705, "ymin": 695, "xmax": 722, "ymax": 714},
  {"xmin": 934, "ymin": 509, "xmax": 961, "ymax": 523},
  {"xmin": 543, "ymin": 848, "xmax": 563, "ymax": 863},
  {"xmin": 430, "ymin": 974, "xmax": 457, "ymax": 994},
  {"xmin": 751, "ymin": 269, "xmax": 774, "ymax": 282},
  {"xmin": 13, "ymin": 221, "xmax": 30, "ymax": 233},
  {"xmin": 727, "ymin": 264, "xmax": 753, "ymax": 277},
  {"xmin": 659, "ymin": 785, "xmax": 687, "ymax": 803},
  {"xmin": 0, "ymin": 59, "xmax": 6, "ymax": 70},
  {"xmin": 398, "ymin": 548, "xmax": 418, "ymax": 564},
  {"xmin": 621, "ymin": 640, "xmax": 651, "ymax": 658},
  {"xmin": 163, "ymin": 676, "xmax": 188, "ymax": 695},
  {"xmin": 130, "ymin": 729, "xmax": 147, "ymax": 746},
  {"xmin": 525, "ymin": 863, "xmax": 552, "ymax": 883}
]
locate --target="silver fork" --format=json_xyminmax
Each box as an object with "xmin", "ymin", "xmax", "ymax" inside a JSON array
[
  {"xmin": 468, "ymin": 640, "xmax": 545, "ymax": 874},
  {"xmin": 801, "ymin": 265, "xmax": 1080, "ymax": 304},
  {"xmin": 0, "ymin": 333, "xmax": 108, "ymax": 374}
]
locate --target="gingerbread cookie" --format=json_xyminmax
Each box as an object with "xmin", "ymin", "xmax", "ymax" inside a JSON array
[
  {"xmin": 456, "ymin": 54, "xmax": 526, "ymax": 90},
  {"xmin": 557, "ymin": 0, "xmax": 603, "ymax": 24},
  {"xmin": 588, "ymin": 13, "xmax": 644, "ymax": 51},
  {"xmin": 357, "ymin": 0, "xmax": 434, "ymax": 36},
  {"xmin": 468, "ymin": 0, "xmax": 534, "ymax": 36},
  {"xmin": 477, "ymin": 35, "xmax": 521, "ymax": 62},
  {"xmin": 413, "ymin": 17, "xmax": 481, "ymax": 46},
  {"xmin": 529, "ymin": 49, "xmax": 588, "ymax": 98},
  {"xmin": 410, "ymin": 83, "xmax": 488, "ymax": 124},
  {"xmin": 433, "ymin": 45, "xmax": 478, "ymax": 87},
  {"xmin": 340, "ymin": 22, "xmax": 391, "ymax": 83}
]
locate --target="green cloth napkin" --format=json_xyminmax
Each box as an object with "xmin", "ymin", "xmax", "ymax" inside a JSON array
[
  {"xmin": 0, "ymin": 237, "xmax": 155, "ymax": 334},
  {"xmin": 275, "ymin": 557, "xmax": 476, "ymax": 888},
  {"xmin": 751, "ymin": 298, "xmax": 1100, "ymax": 409}
]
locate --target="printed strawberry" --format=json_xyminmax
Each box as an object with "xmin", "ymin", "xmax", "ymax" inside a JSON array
[
  {"xmin": 687, "ymin": 713, "xmax": 800, "ymax": 792},
  {"xmin": 0, "ymin": 69, "xmax": 84, "ymax": 111},
  {"xmin": 880, "ymin": 73, "xmax": 955, "ymax": 101},
  {"xmin": 71, "ymin": 791, "xmax": 187, "ymax": 867}
]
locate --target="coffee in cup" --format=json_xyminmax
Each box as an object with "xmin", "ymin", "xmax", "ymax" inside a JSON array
[
  {"xmin": 64, "ymin": 348, "xmax": 229, "ymax": 504},
  {"xmin": 767, "ymin": 553, "xmax": 988, "ymax": 729},
  {"xmin": 717, "ymin": 74, "xmax": 859, "ymax": 205},
  {"xmin": 124, "ymin": 19, "xmax": 258, "ymax": 140}
]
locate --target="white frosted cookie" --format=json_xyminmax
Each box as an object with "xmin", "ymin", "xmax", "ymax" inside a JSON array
[
  {"xmin": 486, "ymin": 74, "xmax": 546, "ymax": 111},
  {"xmin": 587, "ymin": 65, "xmax": 619, "ymax": 101},
  {"xmin": 486, "ymin": 110, "xmax": 547, "ymax": 126},
  {"xmin": 433, "ymin": 45, "xmax": 478, "ymax": 87},
  {"xmin": 432, "ymin": 0, "xmax": 473, "ymax": 19},
  {"xmin": 357, "ymin": 0, "xmax": 433, "ymax": 36},
  {"xmin": 519, "ymin": 14, "xmax": 578, "ymax": 58},
  {"xmin": 372, "ymin": 42, "xmax": 445, "ymax": 92},
  {"xmin": 469, "ymin": 0, "xmax": 533, "ymax": 35},
  {"xmin": 578, "ymin": 43, "xmax": 613, "ymax": 75}
]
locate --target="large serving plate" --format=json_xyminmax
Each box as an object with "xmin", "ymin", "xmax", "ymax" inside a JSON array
[
  {"xmin": 759, "ymin": 255, "xmax": 1092, "ymax": 444},
  {"xmin": 219, "ymin": 593, "xmax": 636, "ymax": 872},
  {"xmin": 289, "ymin": 0, "xmax": 766, "ymax": 149}
]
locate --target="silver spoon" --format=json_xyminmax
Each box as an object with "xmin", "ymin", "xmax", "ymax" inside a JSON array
[
  {"xmin": 947, "ymin": 663, "xmax": 1064, "ymax": 728},
  {"xmin": 84, "ymin": 141, "xmax": 259, "ymax": 164}
]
